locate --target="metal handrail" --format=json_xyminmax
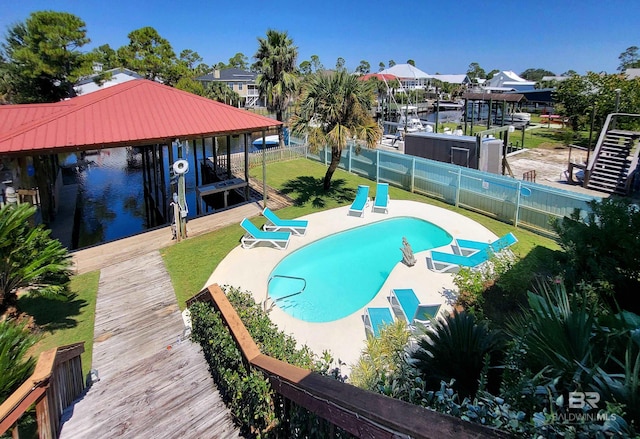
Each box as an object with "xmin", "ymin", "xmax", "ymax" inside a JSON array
[{"xmin": 267, "ymin": 274, "xmax": 307, "ymax": 301}]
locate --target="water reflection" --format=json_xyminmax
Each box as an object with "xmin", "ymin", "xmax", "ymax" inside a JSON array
[
  {"xmin": 61, "ymin": 136, "xmax": 256, "ymax": 249},
  {"xmin": 62, "ymin": 148, "xmax": 151, "ymax": 248}
]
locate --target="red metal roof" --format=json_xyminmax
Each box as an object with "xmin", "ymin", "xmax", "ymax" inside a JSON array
[
  {"xmin": 0, "ymin": 79, "xmax": 282, "ymax": 155},
  {"xmin": 358, "ymin": 73, "xmax": 398, "ymax": 82}
]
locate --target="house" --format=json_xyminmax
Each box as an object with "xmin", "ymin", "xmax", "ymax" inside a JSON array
[
  {"xmin": 484, "ymin": 71, "xmax": 536, "ymax": 92},
  {"xmin": 379, "ymin": 64, "xmax": 431, "ymax": 91},
  {"xmin": 429, "ymin": 74, "xmax": 471, "ymax": 86},
  {"xmin": 195, "ymin": 68, "xmax": 264, "ymax": 108},
  {"xmin": 74, "ymin": 67, "xmax": 143, "ymax": 95},
  {"xmin": 625, "ymin": 68, "xmax": 640, "ymax": 80}
]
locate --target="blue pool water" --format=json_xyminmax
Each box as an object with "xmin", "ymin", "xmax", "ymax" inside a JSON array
[{"xmin": 268, "ymin": 217, "xmax": 452, "ymax": 322}]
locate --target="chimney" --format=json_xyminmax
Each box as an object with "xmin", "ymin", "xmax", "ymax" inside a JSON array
[{"xmin": 214, "ymin": 69, "xmax": 220, "ymax": 79}]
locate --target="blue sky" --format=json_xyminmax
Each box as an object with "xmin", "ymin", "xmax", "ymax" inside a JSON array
[{"xmin": 2, "ymin": 0, "xmax": 639, "ymax": 75}]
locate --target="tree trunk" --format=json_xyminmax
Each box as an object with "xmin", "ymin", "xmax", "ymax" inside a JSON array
[{"xmin": 323, "ymin": 147, "xmax": 342, "ymax": 190}]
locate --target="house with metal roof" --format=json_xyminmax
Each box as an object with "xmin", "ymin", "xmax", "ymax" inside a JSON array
[
  {"xmin": 74, "ymin": 67, "xmax": 144, "ymax": 95},
  {"xmin": 430, "ymin": 74, "xmax": 471, "ymax": 85},
  {"xmin": 195, "ymin": 68, "xmax": 265, "ymax": 108},
  {"xmin": 0, "ymin": 79, "xmax": 281, "ymax": 239},
  {"xmin": 484, "ymin": 71, "xmax": 536, "ymax": 92},
  {"xmin": 379, "ymin": 64, "xmax": 431, "ymax": 91}
]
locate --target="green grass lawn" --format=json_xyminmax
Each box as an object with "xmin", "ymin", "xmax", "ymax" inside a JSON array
[
  {"xmin": 19, "ymin": 271, "xmax": 100, "ymax": 378},
  {"xmin": 162, "ymin": 158, "xmax": 559, "ymax": 308}
]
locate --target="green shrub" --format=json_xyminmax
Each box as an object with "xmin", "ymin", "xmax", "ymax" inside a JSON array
[
  {"xmin": 0, "ymin": 319, "xmax": 38, "ymax": 402},
  {"xmin": 453, "ymin": 252, "xmax": 516, "ymax": 318},
  {"xmin": 189, "ymin": 286, "xmax": 348, "ymax": 438},
  {"xmin": 552, "ymin": 198, "xmax": 640, "ymax": 314},
  {"xmin": 410, "ymin": 310, "xmax": 504, "ymax": 399}
]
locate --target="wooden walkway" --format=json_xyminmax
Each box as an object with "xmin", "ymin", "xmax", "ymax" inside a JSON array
[{"xmin": 58, "ymin": 251, "xmax": 241, "ymax": 438}]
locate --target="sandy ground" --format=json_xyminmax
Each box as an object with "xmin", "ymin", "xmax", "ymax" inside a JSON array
[{"xmin": 506, "ymin": 144, "xmax": 604, "ymax": 197}]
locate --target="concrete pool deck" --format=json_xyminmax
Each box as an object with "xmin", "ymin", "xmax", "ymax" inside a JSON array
[{"xmin": 206, "ymin": 200, "xmax": 500, "ymax": 371}]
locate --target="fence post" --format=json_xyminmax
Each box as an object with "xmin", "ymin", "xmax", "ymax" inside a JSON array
[
  {"xmin": 455, "ymin": 168, "xmax": 462, "ymax": 207},
  {"xmin": 514, "ymin": 181, "xmax": 522, "ymax": 227},
  {"xmin": 411, "ymin": 157, "xmax": 416, "ymax": 192},
  {"xmin": 348, "ymin": 143, "xmax": 352, "ymax": 173},
  {"xmin": 376, "ymin": 150, "xmax": 380, "ymax": 182}
]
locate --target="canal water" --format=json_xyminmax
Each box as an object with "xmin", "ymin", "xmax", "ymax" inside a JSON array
[{"xmin": 60, "ymin": 136, "xmax": 253, "ymax": 249}]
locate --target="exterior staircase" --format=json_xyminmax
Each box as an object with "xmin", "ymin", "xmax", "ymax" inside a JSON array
[{"xmin": 585, "ymin": 113, "xmax": 640, "ymax": 195}]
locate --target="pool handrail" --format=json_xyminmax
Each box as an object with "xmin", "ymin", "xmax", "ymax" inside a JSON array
[{"xmin": 267, "ymin": 274, "xmax": 307, "ymax": 302}]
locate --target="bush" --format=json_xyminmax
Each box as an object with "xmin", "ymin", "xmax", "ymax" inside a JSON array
[
  {"xmin": 553, "ymin": 198, "xmax": 640, "ymax": 314},
  {"xmin": 189, "ymin": 286, "xmax": 347, "ymax": 438},
  {"xmin": 0, "ymin": 319, "xmax": 38, "ymax": 402},
  {"xmin": 453, "ymin": 252, "xmax": 516, "ymax": 319},
  {"xmin": 410, "ymin": 310, "xmax": 504, "ymax": 399}
]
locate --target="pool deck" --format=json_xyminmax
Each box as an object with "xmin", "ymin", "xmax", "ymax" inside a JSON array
[{"xmin": 207, "ymin": 200, "xmax": 500, "ymax": 371}]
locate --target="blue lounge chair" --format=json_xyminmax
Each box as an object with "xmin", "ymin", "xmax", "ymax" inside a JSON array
[
  {"xmin": 262, "ymin": 207, "xmax": 308, "ymax": 236},
  {"xmin": 364, "ymin": 307, "xmax": 394, "ymax": 338},
  {"xmin": 348, "ymin": 185, "xmax": 370, "ymax": 217},
  {"xmin": 240, "ymin": 218, "xmax": 290, "ymax": 250},
  {"xmin": 427, "ymin": 247, "xmax": 493, "ymax": 273},
  {"xmin": 372, "ymin": 182, "xmax": 390, "ymax": 213},
  {"xmin": 454, "ymin": 232, "xmax": 518, "ymax": 256},
  {"xmin": 389, "ymin": 288, "xmax": 441, "ymax": 326}
]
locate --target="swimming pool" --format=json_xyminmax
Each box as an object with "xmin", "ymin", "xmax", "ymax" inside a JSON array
[{"xmin": 267, "ymin": 217, "xmax": 452, "ymax": 322}]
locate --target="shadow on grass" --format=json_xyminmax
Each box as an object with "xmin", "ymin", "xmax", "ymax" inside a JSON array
[
  {"xmin": 280, "ymin": 176, "xmax": 355, "ymax": 208},
  {"xmin": 18, "ymin": 293, "xmax": 87, "ymax": 332}
]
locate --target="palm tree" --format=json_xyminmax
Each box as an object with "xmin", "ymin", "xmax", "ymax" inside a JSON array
[
  {"xmin": 410, "ymin": 310, "xmax": 503, "ymax": 399},
  {"xmin": 204, "ymin": 82, "xmax": 240, "ymax": 106},
  {"xmin": 254, "ymin": 29, "xmax": 298, "ymax": 146},
  {"xmin": 0, "ymin": 319, "xmax": 37, "ymax": 401},
  {"xmin": 291, "ymin": 71, "xmax": 382, "ymax": 190},
  {"xmin": 0, "ymin": 204, "xmax": 71, "ymax": 313}
]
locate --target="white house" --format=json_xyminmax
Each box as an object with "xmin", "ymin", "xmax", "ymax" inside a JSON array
[
  {"xmin": 379, "ymin": 64, "xmax": 431, "ymax": 91},
  {"xmin": 74, "ymin": 68, "xmax": 143, "ymax": 95},
  {"xmin": 195, "ymin": 68, "xmax": 264, "ymax": 108},
  {"xmin": 484, "ymin": 71, "xmax": 536, "ymax": 92},
  {"xmin": 430, "ymin": 74, "xmax": 471, "ymax": 86}
]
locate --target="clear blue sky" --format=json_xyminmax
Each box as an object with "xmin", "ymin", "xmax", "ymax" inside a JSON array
[{"xmin": 2, "ymin": 0, "xmax": 639, "ymax": 75}]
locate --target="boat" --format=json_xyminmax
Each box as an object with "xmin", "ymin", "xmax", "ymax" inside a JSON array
[
  {"xmin": 509, "ymin": 112, "xmax": 531, "ymax": 124},
  {"xmin": 252, "ymin": 135, "xmax": 279, "ymax": 149},
  {"xmin": 397, "ymin": 106, "xmax": 427, "ymax": 134}
]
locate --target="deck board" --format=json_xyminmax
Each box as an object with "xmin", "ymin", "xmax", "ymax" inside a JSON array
[{"xmin": 58, "ymin": 252, "xmax": 240, "ymax": 438}]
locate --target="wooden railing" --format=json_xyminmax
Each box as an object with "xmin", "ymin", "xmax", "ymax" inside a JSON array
[
  {"xmin": 0, "ymin": 342, "xmax": 85, "ymax": 439},
  {"xmin": 187, "ymin": 284, "xmax": 511, "ymax": 439}
]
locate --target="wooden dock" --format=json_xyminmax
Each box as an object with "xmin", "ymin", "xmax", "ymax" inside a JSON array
[{"xmin": 58, "ymin": 251, "xmax": 240, "ymax": 438}]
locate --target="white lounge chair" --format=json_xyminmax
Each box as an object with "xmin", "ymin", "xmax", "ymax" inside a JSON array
[
  {"xmin": 348, "ymin": 185, "xmax": 370, "ymax": 217},
  {"xmin": 240, "ymin": 218, "xmax": 290, "ymax": 250},
  {"xmin": 389, "ymin": 288, "xmax": 441, "ymax": 327},
  {"xmin": 372, "ymin": 182, "xmax": 390, "ymax": 213},
  {"xmin": 364, "ymin": 307, "xmax": 394, "ymax": 338},
  {"xmin": 262, "ymin": 207, "xmax": 308, "ymax": 236}
]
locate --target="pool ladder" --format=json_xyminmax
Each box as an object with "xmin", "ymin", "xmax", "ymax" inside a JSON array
[{"xmin": 263, "ymin": 275, "xmax": 307, "ymax": 312}]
